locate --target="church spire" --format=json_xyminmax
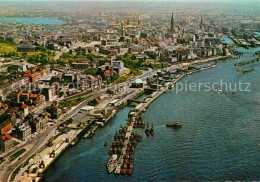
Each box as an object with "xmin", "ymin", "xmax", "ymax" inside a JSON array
[
  {"xmin": 121, "ymin": 21, "xmax": 125, "ymax": 37},
  {"xmin": 200, "ymin": 17, "xmax": 203, "ymax": 29},
  {"xmin": 119, "ymin": 21, "xmax": 125, "ymax": 42},
  {"xmin": 170, "ymin": 12, "xmax": 174, "ymax": 32}
]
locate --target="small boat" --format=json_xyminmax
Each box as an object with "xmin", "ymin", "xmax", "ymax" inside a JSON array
[
  {"xmin": 104, "ymin": 141, "xmax": 108, "ymax": 146},
  {"xmin": 166, "ymin": 121, "xmax": 182, "ymax": 128},
  {"xmin": 137, "ymin": 133, "xmax": 142, "ymax": 142}
]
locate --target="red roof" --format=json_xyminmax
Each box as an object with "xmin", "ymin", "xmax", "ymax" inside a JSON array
[
  {"xmin": 10, "ymin": 112, "xmax": 15, "ymax": 117},
  {"xmin": 21, "ymin": 104, "xmax": 27, "ymax": 109},
  {"xmin": 2, "ymin": 104, "xmax": 8, "ymax": 109},
  {"xmin": 105, "ymin": 70, "xmax": 110, "ymax": 74},
  {"xmin": 1, "ymin": 134, "xmax": 12, "ymax": 141}
]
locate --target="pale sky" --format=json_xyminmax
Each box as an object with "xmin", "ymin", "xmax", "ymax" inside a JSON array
[{"xmin": 0, "ymin": 0, "xmax": 259, "ymax": 1}]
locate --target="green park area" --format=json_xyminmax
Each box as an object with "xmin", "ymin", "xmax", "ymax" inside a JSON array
[
  {"xmin": 13, "ymin": 140, "xmax": 20, "ymax": 147},
  {"xmin": 0, "ymin": 40, "xmax": 55, "ymax": 64},
  {"xmin": 112, "ymin": 68, "xmax": 141, "ymax": 84},
  {"xmin": 0, "ymin": 40, "xmax": 17, "ymax": 53},
  {"xmin": 10, "ymin": 148, "xmax": 26, "ymax": 161}
]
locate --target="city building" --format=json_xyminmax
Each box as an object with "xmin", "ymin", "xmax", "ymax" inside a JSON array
[
  {"xmin": 0, "ymin": 134, "xmax": 13, "ymax": 152},
  {"xmin": 17, "ymin": 123, "xmax": 31, "ymax": 141}
]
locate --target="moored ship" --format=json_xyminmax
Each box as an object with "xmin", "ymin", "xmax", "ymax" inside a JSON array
[{"xmin": 107, "ymin": 154, "xmax": 118, "ymax": 174}]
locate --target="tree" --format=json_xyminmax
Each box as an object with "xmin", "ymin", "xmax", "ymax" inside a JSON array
[
  {"xmin": 68, "ymin": 118, "xmax": 73, "ymax": 123},
  {"xmin": 59, "ymin": 91, "xmax": 64, "ymax": 97},
  {"xmin": 106, "ymin": 89, "xmax": 114, "ymax": 95},
  {"xmin": 84, "ymin": 68, "xmax": 97, "ymax": 75},
  {"xmin": 22, "ymin": 52, "xmax": 27, "ymax": 57},
  {"xmin": 131, "ymin": 55, "xmax": 136, "ymax": 60},
  {"xmin": 69, "ymin": 49, "xmax": 73, "ymax": 54}
]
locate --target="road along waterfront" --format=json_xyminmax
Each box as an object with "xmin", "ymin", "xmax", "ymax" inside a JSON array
[{"xmin": 44, "ymin": 38, "xmax": 260, "ymax": 181}]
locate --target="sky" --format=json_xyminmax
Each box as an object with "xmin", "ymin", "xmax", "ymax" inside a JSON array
[{"xmin": 0, "ymin": 0, "xmax": 259, "ymax": 1}]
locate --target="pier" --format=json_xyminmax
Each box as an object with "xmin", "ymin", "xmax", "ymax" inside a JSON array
[{"xmin": 115, "ymin": 119, "xmax": 135, "ymax": 173}]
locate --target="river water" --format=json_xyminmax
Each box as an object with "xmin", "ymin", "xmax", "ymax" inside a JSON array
[{"xmin": 45, "ymin": 37, "xmax": 260, "ymax": 181}]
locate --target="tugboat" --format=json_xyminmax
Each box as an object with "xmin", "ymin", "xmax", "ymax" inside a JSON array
[
  {"xmin": 107, "ymin": 154, "xmax": 118, "ymax": 174},
  {"xmin": 136, "ymin": 133, "xmax": 142, "ymax": 142}
]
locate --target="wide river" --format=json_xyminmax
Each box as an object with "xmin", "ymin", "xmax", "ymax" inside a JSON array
[{"xmin": 45, "ymin": 37, "xmax": 260, "ymax": 181}]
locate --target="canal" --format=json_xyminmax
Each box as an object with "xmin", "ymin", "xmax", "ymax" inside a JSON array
[{"xmin": 45, "ymin": 37, "xmax": 260, "ymax": 181}]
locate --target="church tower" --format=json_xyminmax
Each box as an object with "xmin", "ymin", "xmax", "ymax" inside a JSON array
[
  {"xmin": 200, "ymin": 17, "xmax": 203, "ymax": 29},
  {"xmin": 119, "ymin": 21, "xmax": 125, "ymax": 42},
  {"xmin": 170, "ymin": 12, "xmax": 174, "ymax": 32}
]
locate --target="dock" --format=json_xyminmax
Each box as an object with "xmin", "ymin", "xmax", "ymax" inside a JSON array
[{"xmin": 115, "ymin": 119, "xmax": 135, "ymax": 173}]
